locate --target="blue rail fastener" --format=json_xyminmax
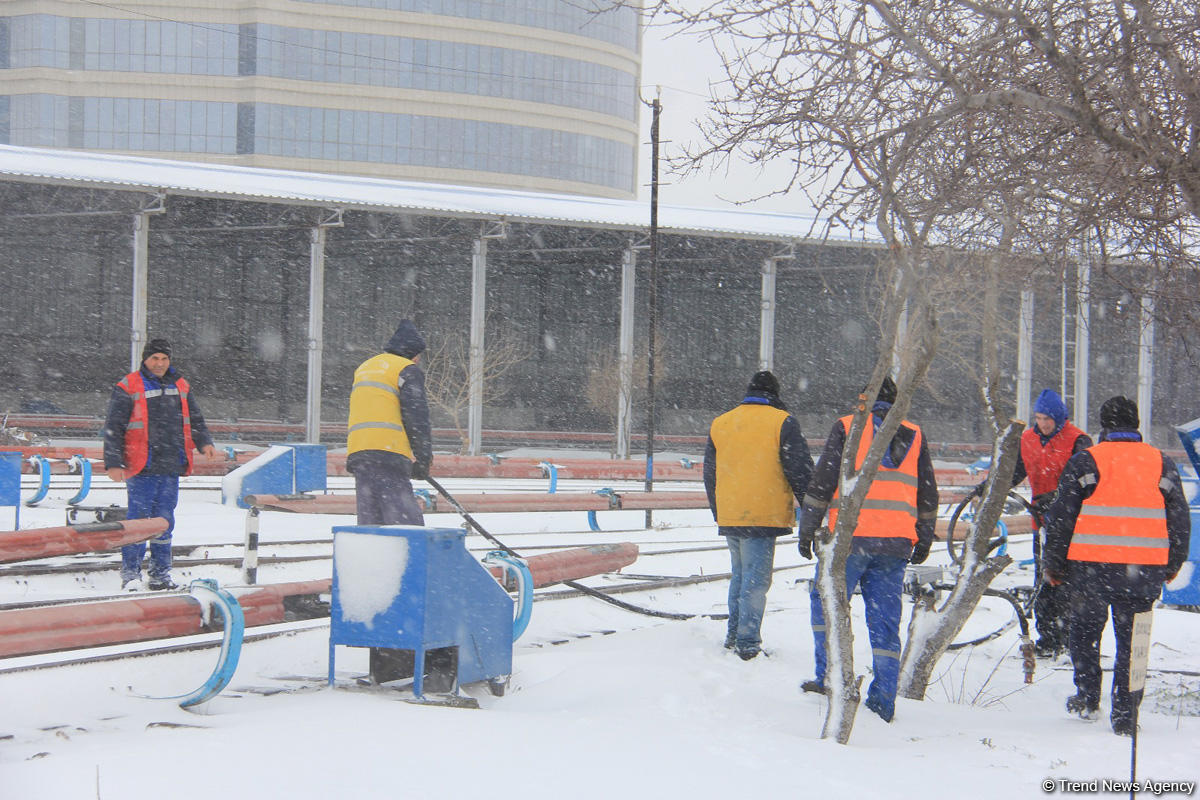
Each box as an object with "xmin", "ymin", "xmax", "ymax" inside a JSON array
[
  {"xmin": 66, "ymin": 455, "xmax": 92, "ymax": 505},
  {"xmin": 24, "ymin": 455, "xmax": 51, "ymax": 507},
  {"xmin": 539, "ymin": 461, "xmax": 558, "ymax": 494}
]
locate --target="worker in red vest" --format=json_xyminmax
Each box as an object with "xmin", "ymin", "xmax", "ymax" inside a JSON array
[
  {"xmin": 1042, "ymin": 396, "xmax": 1190, "ymax": 736},
  {"xmin": 797, "ymin": 376, "xmax": 939, "ymax": 722},
  {"xmin": 1007, "ymin": 389, "xmax": 1092, "ymax": 658},
  {"xmin": 103, "ymin": 339, "xmax": 216, "ymax": 591}
]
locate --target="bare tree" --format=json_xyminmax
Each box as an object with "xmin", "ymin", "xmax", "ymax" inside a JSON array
[
  {"xmin": 583, "ymin": 345, "xmax": 668, "ymax": 456},
  {"xmin": 422, "ymin": 328, "xmax": 531, "ymax": 453}
]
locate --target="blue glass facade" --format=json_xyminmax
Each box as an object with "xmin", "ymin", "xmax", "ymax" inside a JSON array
[{"xmin": 0, "ymin": 2, "xmax": 640, "ymax": 194}]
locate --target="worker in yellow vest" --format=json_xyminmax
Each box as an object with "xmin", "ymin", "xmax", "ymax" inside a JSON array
[
  {"xmin": 1042, "ymin": 396, "xmax": 1190, "ymax": 736},
  {"xmin": 346, "ymin": 319, "xmax": 433, "ymax": 525},
  {"xmin": 703, "ymin": 370, "xmax": 813, "ymax": 661}
]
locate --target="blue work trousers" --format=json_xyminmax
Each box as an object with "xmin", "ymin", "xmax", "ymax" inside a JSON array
[
  {"xmin": 121, "ymin": 474, "xmax": 179, "ymax": 582},
  {"xmin": 725, "ymin": 534, "xmax": 777, "ymax": 656},
  {"xmin": 810, "ymin": 552, "xmax": 907, "ymax": 719}
]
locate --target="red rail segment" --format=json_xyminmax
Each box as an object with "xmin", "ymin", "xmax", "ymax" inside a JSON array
[{"xmin": 0, "ymin": 518, "xmax": 169, "ymax": 564}]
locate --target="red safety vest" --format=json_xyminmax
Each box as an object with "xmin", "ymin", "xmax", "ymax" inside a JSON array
[
  {"xmin": 1068, "ymin": 441, "xmax": 1169, "ymax": 566},
  {"xmin": 828, "ymin": 414, "xmax": 922, "ymax": 542},
  {"xmin": 1020, "ymin": 421, "xmax": 1086, "ymax": 496},
  {"xmin": 117, "ymin": 371, "xmax": 196, "ymax": 477}
]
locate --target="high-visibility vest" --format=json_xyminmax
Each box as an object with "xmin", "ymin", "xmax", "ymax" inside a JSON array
[
  {"xmin": 116, "ymin": 371, "xmax": 196, "ymax": 476},
  {"xmin": 1020, "ymin": 421, "xmax": 1085, "ymax": 496},
  {"xmin": 708, "ymin": 402, "xmax": 796, "ymax": 527},
  {"xmin": 347, "ymin": 353, "xmax": 415, "ymax": 459},
  {"xmin": 828, "ymin": 414, "xmax": 921, "ymax": 542},
  {"xmin": 1068, "ymin": 441, "xmax": 1169, "ymax": 565}
]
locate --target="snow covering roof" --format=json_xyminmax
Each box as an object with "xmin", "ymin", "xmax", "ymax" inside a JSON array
[{"xmin": 0, "ymin": 144, "xmax": 879, "ymax": 245}]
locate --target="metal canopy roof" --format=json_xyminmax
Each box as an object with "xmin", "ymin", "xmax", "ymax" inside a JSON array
[{"xmin": 0, "ymin": 144, "xmax": 877, "ymax": 245}]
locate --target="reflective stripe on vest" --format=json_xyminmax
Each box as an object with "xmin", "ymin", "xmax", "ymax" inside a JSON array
[
  {"xmin": 1020, "ymin": 421, "xmax": 1084, "ymax": 497},
  {"xmin": 347, "ymin": 353, "xmax": 415, "ymax": 459},
  {"xmin": 117, "ymin": 371, "xmax": 195, "ymax": 476},
  {"xmin": 709, "ymin": 403, "xmax": 796, "ymax": 528},
  {"xmin": 1068, "ymin": 441, "xmax": 1169, "ymax": 565},
  {"xmin": 828, "ymin": 414, "xmax": 921, "ymax": 542}
]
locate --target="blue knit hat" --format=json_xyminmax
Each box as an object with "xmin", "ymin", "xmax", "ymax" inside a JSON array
[{"xmin": 1033, "ymin": 389, "xmax": 1068, "ymax": 431}]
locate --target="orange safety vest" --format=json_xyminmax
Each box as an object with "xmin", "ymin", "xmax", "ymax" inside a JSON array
[
  {"xmin": 828, "ymin": 414, "xmax": 922, "ymax": 542},
  {"xmin": 117, "ymin": 371, "xmax": 196, "ymax": 476},
  {"xmin": 1068, "ymin": 441, "xmax": 1169, "ymax": 565}
]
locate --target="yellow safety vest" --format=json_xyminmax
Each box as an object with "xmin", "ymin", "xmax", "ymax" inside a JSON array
[
  {"xmin": 347, "ymin": 353, "xmax": 415, "ymax": 459},
  {"xmin": 709, "ymin": 403, "xmax": 796, "ymax": 528}
]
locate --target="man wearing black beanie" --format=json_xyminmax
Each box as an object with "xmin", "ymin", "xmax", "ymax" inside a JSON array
[
  {"xmin": 1042, "ymin": 396, "xmax": 1191, "ymax": 736},
  {"xmin": 103, "ymin": 337, "xmax": 217, "ymax": 591},
  {"xmin": 703, "ymin": 370, "xmax": 813, "ymax": 661}
]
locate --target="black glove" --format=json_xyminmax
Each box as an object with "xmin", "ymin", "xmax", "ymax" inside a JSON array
[
  {"xmin": 971, "ymin": 480, "xmax": 987, "ymax": 498},
  {"xmin": 410, "ymin": 461, "xmax": 430, "ymax": 481},
  {"xmin": 910, "ymin": 540, "xmax": 931, "ymax": 565},
  {"xmin": 798, "ymin": 534, "xmax": 814, "ymax": 560},
  {"xmin": 1030, "ymin": 492, "xmax": 1053, "ymax": 516}
]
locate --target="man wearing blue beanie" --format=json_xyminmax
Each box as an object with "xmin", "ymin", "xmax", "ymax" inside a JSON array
[{"xmin": 1007, "ymin": 388, "xmax": 1092, "ymax": 657}]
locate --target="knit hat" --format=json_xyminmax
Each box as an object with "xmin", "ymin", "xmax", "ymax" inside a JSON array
[
  {"xmin": 1033, "ymin": 388, "xmax": 1068, "ymax": 430},
  {"xmin": 1099, "ymin": 395, "xmax": 1139, "ymax": 430},
  {"xmin": 746, "ymin": 370, "xmax": 781, "ymax": 397},
  {"xmin": 876, "ymin": 375, "xmax": 897, "ymax": 405},
  {"xmin": 385, "ymin": 319, "xmax": 426, "ymax": 359},
  {"xmin": 141, "ymin": 338, "xmax": 171, "ymax": 362}
]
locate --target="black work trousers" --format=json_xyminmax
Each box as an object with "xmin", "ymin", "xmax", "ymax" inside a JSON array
[{"xmin": 1068, "ymin": 579, "xmax": 1154, "ymax": 729}]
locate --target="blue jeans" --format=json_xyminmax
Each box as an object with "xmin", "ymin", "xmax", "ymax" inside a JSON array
[
  {"xmin": 121, "ymin": 474, "xmax": 179, "ymax": 582},
  {"xmin": 725, "ymin": 534, "xmax": 777, "ymax": 655},
  {"xmin": 810, "ymin": 551, "xmax": 907, "ymax": 719}
]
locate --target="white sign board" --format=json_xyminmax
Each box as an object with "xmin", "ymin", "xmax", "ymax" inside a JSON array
[{"xmin": 1128, "ymin": 610, "xmax": 1154, "ymax": 693}]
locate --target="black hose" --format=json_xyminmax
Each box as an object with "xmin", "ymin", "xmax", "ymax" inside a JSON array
[
  {"xmin": 930, "ymin": 582, "xmax": 1030, "ymax": 649},
  {"xmin": 425, "ymin": 476, "xmax": 697, "ymax": 620}
]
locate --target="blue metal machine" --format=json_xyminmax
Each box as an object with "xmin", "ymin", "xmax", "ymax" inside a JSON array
[
  {"xmin": 1164, "ymin": 418, "xmax": 1200, "ymax": 606},
  {"xmin": 328, "ymin": 525, "xmax": 513, "ymax": 700}
]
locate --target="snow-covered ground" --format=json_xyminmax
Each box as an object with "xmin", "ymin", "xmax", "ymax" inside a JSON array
[{"xmin": 2, "ymin": 458, "xmax": 1198, "ymax": 799}]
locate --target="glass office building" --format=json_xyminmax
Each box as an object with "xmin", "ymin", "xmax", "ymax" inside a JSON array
[{"xmin": 0, "ymin": 1, "xmax": 641, "ymax": 197}]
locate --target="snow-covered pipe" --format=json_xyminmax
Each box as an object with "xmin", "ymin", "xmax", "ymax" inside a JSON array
[{"xmin": 0, "ymin": 517, "xmax": 168, "ymax": 564}]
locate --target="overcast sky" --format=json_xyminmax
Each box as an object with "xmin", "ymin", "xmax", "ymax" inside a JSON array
[{"xmin": 636, "ymin": 18, "xmax": 815, "ymax": 215}]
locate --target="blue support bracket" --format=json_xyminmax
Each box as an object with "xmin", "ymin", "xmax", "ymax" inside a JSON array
[
  {"xmin": 679, "ymin": 457, "xmax": 697, "ymax": 469},
  {"xmin": 24, "ymin": 455, "xmax": 50, "ymax": 506},
  {"xmin": 482, "ymin": 551, "xmax": 533, "ymax": 641},
  {"xmin": 588, "ymin": 488, "xmax": 620, "ymax": 532},
  {"xmin": 0, "ymin": 451, "xmax": 21, "ymax": 529},
  {"xmin": 539, "ymin": 461, "xmax": 558, "ymax": 493},
  {"xmin": 66, "ymin": 455, "xmax": 92, "ymax": 505}
]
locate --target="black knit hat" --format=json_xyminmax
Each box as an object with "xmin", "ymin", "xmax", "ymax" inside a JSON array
[
  {"xmin": 141, "ymin": 338, "xmax": 171, "ymax": 362},
  {"xmin": 746, "ymin": 370, "xmax": 781, "ymax": 396},
  {"xmin": 876, "ymin": 375, "xmax": 897, "ymax": 404},
  {"xmin": 1100, "ymin": 395, "xmax": 1139, "ymax": 429}
]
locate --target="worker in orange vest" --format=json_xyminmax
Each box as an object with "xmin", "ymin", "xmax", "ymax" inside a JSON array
[
  {"xmin": 797, "ymin": 376, "xmax": 939, "ymax": 722},
  {"xmin": 103, "ymin": 338, "xmax": 216, "ymax": 591},
  {"xmin": 1042, "ymin": 396, "xmax": 1190, "ymax": 736}
]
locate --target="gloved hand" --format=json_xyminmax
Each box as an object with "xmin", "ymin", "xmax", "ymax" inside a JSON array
[
  {"xmin": 909, "ymin": 540, "xmax": 931, "ymax": 565},
  {"xmin": 798, "ymin": 534, "xmax": 814, "ymax": 560},
  {"xmin": 971, "ymin": 480, "xmax": 987, "ymax": 498},
  {"xmin": 1030, "ymin": 492, "xmax": 1053, "ymax": 517},
  {"xmin": 410, "ymin": 461, "xmax": 430, "ymax": 481}
]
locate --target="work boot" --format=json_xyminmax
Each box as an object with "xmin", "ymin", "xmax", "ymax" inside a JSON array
[
  {"xmin": 737, "ymin": 648, "xmax": 760, "ymax": 661},
  {"xmin": 864, "ymin": 694, "xmax": 895, "ymax": 723},
  {"xmin": 1111, "ymin": 716, "xmax": 1137, "ymax": 737},
  {"xmin": 121, "ymin": 577, "xmax": 144, "ymax": 592},
  {"xmin": 1066, "ymin": 693, "xmax": 1100, "ymax": 720},
  {"xmin": 148, "ymin": 576, "xmax": 179, "ymax": 591},
  {"xmin": 800, "ymin": 679, "xmax": 828, "ymax": 695}
]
